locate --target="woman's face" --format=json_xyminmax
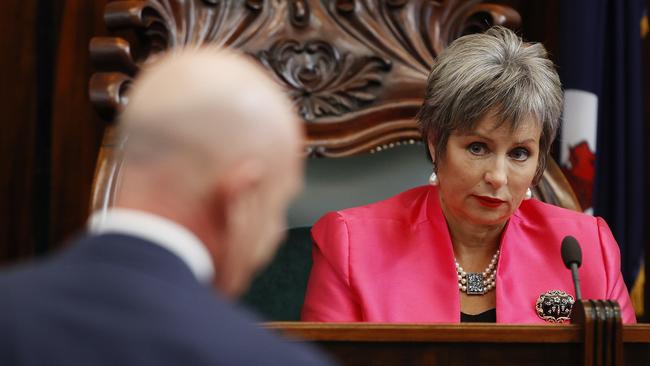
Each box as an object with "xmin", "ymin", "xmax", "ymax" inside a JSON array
[{"xmin": 431, "ymin": 113, "xmax": 542, "ymax": 227}]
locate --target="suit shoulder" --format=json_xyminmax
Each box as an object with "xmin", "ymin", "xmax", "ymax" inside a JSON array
[
  {"xmin": 515, "ymin": 199, "xmax": 608, "ymax": 250},
  {"xmin": 317, "ymin": 186, "xmax": 431, "ymax": 225},
  {"xmin": 517, "ymin": 199, "xmax": 597, "ymax": 225}
]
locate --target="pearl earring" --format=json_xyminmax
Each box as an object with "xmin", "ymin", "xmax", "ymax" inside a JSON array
[
  {"xmin": 429, "ymin": 163, "xmax": 439, "ymax": 186},
  {"xmin": 428, "ymin": 171, "xmax": 439, "ymax": 186},
  {"xmin": 524, "ymin": 187, "xmax": 532, "ymax": 200}
]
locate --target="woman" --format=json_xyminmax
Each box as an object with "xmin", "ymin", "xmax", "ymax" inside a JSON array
[{"xmin": 301, "ymin": 27, "xmax": 635, "ymax": 324}]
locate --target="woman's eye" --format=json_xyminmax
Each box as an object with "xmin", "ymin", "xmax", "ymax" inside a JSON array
[
  {"xmin": 467, "ymin": 142, "xmax": 487, "ymax": 155},
  {"xmin": 509, "ymin": 147, "xmax": 530, "ymax": 161}
]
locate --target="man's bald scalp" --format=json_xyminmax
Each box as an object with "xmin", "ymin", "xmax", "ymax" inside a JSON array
[{"xmin": 119, "ymin": 47, "xmax": 299, "ymax": 184}]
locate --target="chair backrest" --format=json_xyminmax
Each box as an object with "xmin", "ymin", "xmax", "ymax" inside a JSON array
[
  {"xmin": 89, "ymin": 0, "xmax": 581, "ymax": 319},
  {"xmin": 241, "ymin": 227, "xmax": 313, "ymax": 320},
  {"xmin": 89, "ymin": 0, "xmax": 579, "ymax": 214}
]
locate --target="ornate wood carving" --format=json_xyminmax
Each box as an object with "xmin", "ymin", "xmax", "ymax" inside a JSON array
[
  {"xmin": 258, "ymin": 40, "xmax": 392, "ymax": 121},
  {"xmin": 89, "ymin": 0, "xmax": 521, "ymax": 157}
]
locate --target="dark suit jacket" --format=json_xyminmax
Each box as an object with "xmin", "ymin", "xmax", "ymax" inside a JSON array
[{"xmin": 0, "ymin": 234, "xmax": 332, "ymax": 366}]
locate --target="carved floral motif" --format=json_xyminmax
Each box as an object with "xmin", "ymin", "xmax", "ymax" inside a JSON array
[
  {"xmin": 327, "ymin": 0, "xmax": 519, "ymax": 77},
  {"xmin": 101, "ymin": 0, "xmax": 267, "ymax": 67},
  {"xmin": 289, "ymin": 0, "xmax": 310, "ymax": 28},
  {"xmin": 258, "ymin": 40, "xmax": 391, "ymax": 120}
]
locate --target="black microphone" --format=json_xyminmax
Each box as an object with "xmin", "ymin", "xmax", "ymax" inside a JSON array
[{"xmin": 561, "ymin": 236, "xmax": 583, "ymax": 301}]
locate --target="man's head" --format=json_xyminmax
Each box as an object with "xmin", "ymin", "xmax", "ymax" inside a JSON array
[{"xmin": 115, "ymin": 47, "xmax": 303, "ymax": 297}]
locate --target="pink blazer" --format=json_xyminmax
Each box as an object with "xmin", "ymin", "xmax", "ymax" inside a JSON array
[{"xmin": 301, "ymin": 186, "xmax": 636, "ymax": 324}]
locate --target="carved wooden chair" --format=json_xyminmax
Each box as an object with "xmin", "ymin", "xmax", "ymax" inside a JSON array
[{"xmin": 89, "ymin": 0, "xmax": 580, "ymax": 320}]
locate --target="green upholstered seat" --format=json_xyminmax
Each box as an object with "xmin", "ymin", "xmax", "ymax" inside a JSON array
[{"xmin": 241, "ymin": 227, "xmax": 313, "ymax": 321}]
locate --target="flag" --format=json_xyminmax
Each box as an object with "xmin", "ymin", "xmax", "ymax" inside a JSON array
[{"xmin": 559, "ymin": 0, "xmax": 646, "ymax": 288}]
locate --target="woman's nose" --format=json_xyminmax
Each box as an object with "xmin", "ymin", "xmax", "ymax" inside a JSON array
[{"xmin": 484, "ymin": 158, "xmax": 508, "ymax": 188}]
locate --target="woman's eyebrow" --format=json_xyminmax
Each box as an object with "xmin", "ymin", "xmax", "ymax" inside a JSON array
[
  {"xmin": 515, "ymin": 138, "xmax": 537, "ymax": 145},
  {"xmin": 456, "ymin": 131, "xmax": 492, "ymax": 140},
  {"xmin": 456, "ymin": 132, "xmax": 537, "ymax": 146}
]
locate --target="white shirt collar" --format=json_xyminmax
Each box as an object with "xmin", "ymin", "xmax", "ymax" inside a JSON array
[{"xmin": 87, "ymin": 208, "xmax": 215, "ymax": 284}]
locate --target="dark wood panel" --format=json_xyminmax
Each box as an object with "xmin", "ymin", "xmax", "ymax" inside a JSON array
[
  {"xmin": 0, "ymin": 0, "xmax": 39, "ymax": 263},
  {"xmin": 268, "ymin": 323, "xmax": 650, "ymax": 366},
  {"xmin": 267, "ymin": 322, "xmax": 580, "ymax": 342},
  {"xmin": 643, "ymin": 0, "xmax": 650, "ymax": 323},
  {"xmin": 317, "ymin": 342, "xmax": 578, "ymax": 366},
  {"xmin": 623, "ymin": 324, "xmax": 650, "ymax": 342},
  {"xmin": 50, "ymin": 0, "xmax": 109, "ymax": 247},
  {"xmin": 490, "ymin": 0, "xmax": 560, "ymax": 63}
]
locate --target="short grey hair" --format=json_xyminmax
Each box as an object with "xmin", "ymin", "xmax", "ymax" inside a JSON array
[{"xmin": 416, "ymin": 26, "xmax": 563, "ymax": 184}]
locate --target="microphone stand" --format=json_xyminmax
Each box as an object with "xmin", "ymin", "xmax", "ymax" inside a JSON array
[{"xmin": 569, "ymin": 262, "xmax": 582, "ymax": 301}]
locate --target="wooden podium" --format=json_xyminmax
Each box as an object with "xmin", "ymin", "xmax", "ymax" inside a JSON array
[{"xmin": 266, "ymin": 302, "xmax": 650, "ymax": 366}]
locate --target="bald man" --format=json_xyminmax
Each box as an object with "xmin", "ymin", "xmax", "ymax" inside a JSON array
[{"xmin": 0, "ymin": 48, "xmax": 332, "ymax": 366}]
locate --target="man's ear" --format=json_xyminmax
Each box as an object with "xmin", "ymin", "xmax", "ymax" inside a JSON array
[
  {"xmin": 211, "ymin": 159, "xmax": 264, "ymax": 231},
  {"xmin": 220, "ymin": 159, "xmax": 264, "ymax": 199},
  {"xmin": 207, "ymin": 160, "xmax": 265, "ymax": 297}
]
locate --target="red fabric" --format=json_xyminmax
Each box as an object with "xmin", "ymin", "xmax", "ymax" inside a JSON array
[{"xmin": 301, "ymin": 186, "xmax": 636, "ymax": 324}]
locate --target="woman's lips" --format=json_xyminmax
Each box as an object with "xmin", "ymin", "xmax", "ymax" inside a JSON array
[{"xmin": 473, "ymin": 195, "xmax": 506, "ymax": 208}]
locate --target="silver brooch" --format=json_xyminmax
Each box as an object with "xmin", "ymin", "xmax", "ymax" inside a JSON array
[{"xmin": 535, "ymin": 290, "xmax": 575, "ymax": 323}]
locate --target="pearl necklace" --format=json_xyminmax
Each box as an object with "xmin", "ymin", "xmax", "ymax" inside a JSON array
[{"xmin": 455, "ymin": 249, "xmax": 500, "ymax": 295}]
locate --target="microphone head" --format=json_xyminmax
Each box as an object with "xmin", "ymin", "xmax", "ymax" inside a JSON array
[{"xmin": 561, "ymin": 236, "xmax": 582, "ymax": 268}]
